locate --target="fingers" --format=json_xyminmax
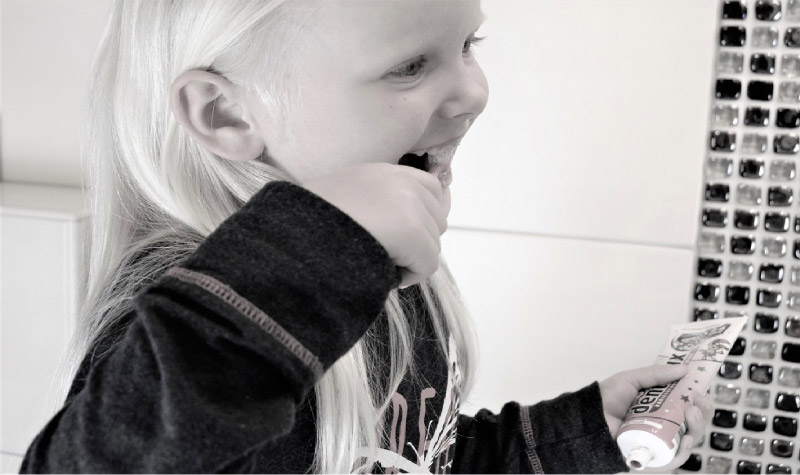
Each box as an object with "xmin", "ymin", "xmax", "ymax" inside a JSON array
[
  {"xmin": 662, "ymin": 396, "xmax": 710, "ymax": 471},
  {"xmin": 398, "ymin": 232, "xmax": 441, "ymax": 288},
  {"xmin": 667, "ymin": 435, "xmax": 695, "ymax": 470},
  {"xmin": 692, "ymin": 392, "xmax": 714, "ymax": 422},
  {"xmin": 414, "ymin": 180, "xmax": 448, "ymax": 235},
  {"xmin": 623, "ymin": 364, "xmax": 689, "ymax": 390}
]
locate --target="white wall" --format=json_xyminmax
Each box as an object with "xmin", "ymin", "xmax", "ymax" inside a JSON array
[
  {"xmin": 1, "ymin": 0, "xmax": 110, "ymax": 186},
  {"xmin": 446, "ymin": 0, "xmax": 716, "ymax": 413}
]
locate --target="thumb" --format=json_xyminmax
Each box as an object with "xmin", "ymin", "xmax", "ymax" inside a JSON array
[{"xmin": 625, "ymin": 364, "xmax": 688, "ymax": 390}]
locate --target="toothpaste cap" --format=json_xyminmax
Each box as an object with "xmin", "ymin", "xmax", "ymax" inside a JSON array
[{"xmin": 626, "ymin": 446, "xmax": 653, "ymax": 471}]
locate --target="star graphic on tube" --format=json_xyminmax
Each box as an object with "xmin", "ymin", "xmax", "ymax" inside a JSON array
[{"xmin": 680, "ymin": 395, "xmax": 690, "ymax": 403}]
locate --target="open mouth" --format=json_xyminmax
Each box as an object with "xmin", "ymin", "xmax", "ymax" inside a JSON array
[
  {"xmin": 398, "ymin": 152, "xmax": 429, "ymax": 171},
  {"xmin": 398, "ymin": 142, "xmax": 457, "ymax": 188}
]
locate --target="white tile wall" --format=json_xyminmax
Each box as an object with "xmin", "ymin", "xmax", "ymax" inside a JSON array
[
  {"xmin": 442, "ymin": 229, "xmax": 697, "ymax": 415},
  {"xmin": 452, "ymin": 0, "xmax": 717, "ymax": 248},
  {"xmin": 1, "ymin": 0, "xmax": 110, "ymax": 186}
]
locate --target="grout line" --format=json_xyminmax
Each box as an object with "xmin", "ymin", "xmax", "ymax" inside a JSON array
[
  {"xmin": 447, "ymin": 225, "xmax": 697, "ymax": 252},
  {"xmin": 0, "ymin": 450, "xmax": 23, "ymax": 457}
]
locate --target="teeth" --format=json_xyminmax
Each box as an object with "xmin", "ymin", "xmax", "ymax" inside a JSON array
[{"xmin": 427, "ymin": 142, "xmax": 459, "ymax": 166}]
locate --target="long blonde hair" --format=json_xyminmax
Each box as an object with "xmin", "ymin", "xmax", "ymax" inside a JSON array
[{"xmin": 76, "ymin": 1, "xmax": 478, "ymax": 472}]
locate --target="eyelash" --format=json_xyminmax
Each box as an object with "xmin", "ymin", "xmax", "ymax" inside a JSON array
[
  {"xmin": 463, "ymin": 35, "xmax": 486, "ymax": 55},
  {"xmin": 386, "ymin": 35, "xmax": 486, "ymax": 80}
]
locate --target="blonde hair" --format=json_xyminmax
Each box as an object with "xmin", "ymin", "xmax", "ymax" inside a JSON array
[{"xmin": 75, "ymin": 1, "xmax": 478, "ymax": 472}]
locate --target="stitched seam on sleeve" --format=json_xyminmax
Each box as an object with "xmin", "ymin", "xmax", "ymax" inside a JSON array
[
  {"xmin": 519, "ymin": 405, "xmax": 545, "ymax": 474},
  {"xmin": 165, "ymin": 267, "xmax": 324, "ymax": 378}
]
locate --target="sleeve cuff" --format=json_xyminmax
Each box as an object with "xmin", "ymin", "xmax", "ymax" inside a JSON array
[
  {"xmin": 171, "ymin": 181, "xmax": 401, "ymax": 369},
  {"xmin": 524, "ymin": 382, "xmax": 629, "ymax": 473}
]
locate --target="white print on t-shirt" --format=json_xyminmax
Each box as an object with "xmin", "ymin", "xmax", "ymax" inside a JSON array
[{"xmin": 364, "ymin": 336, "xmax": 462, "ymax": 474}]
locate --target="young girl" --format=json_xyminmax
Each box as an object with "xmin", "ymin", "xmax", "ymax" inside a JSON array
[{"xmin": 21, "ymin": 0, "xmax": 711, "ymax": 473}]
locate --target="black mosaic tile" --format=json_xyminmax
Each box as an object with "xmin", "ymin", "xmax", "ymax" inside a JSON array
[
  {"xmin": 751, "ymin": 53, "xmax": 776, "ymax": 73},
  {"xmin": 707, "ymin": 183, "xmax": 731, "ymax": 201},
  {"xmin": 766, "ymin": 463, "xmax": 792, "ymax": 474},
  {"xmin": 723, "ymin": 0, "xmax": 748, "ymax": 19},
  {"xmin": 767, "ymin": 186, "xmax": 793, "ymax": 206},
  {"xmin": 765, "ymin": 212, "xmax": 790, "ymax": 232},
  {"xmin": 718, "ymin": 79, "xmax": 743, "ymax": 99},
  {"xmin": 711, "ymin": 432, "xmax": 736, "ymax": 451},
  {"xmin": 759, "ymin": 263, "xmax": 784, "ymax": 282},
  {"xmin": 755, "ymin": 313, "xmax": 780, "ymax": 333},
  {"xmin": 696, "ymin": 282, "xmax": 721, "ymax": 302},
  {"xmin": 732, "ymin": 337, "xmax": 747, "ymax": 356},
  {"xmin": 786, "ymin": 316, "xmax": 800, "ymax": 337},
  {"xmin": 776, "ymin": 108, "xmax": 800, "ymax": 128},
  {"xmin": 740, "ymin": 159, "xmax": 764, "ymax": 177},
  {"xmin": 744, "ymin": 413, "xmax": 769, "ymax": 431},
  {"xmin": 736, "ymin": 460, "xmax": 762, "ymax": 474},
  {"xmin": 750, "ymin": 363, "xmax": 775, "ymax": 383},
  {"xmin": 735, "ymin": 209, "xmax": 759, "ymax": 229},
  {"xmin": 773, "ymin": 416, "xmax": 798, "ymax": 437},
  {"xmin": 774, "ymin": 134, "xmax": 800, "ymax": 153},
  {"xmin": 732, "ymin": 236, "xmax": 757, "ymax": 254},
  {"xmin": 723, "ymin": 26, "xmax": 748, "ymax": 46},
  {"xmin": 785, "ymin": 27, "xmax": 800, "ymax": 47},
  {"xmin": 699, "ymin": 258, "xmax": 724, "ymax": 277},
  {"xmin": 756, "ymin": 0, "xmax": 782, "ymax": 21},
  {"xmin": 782, "ymin": 342, "xmax": 800, "ymax": 362},
  {"xmin": 714, "ymin": 409, "xmax": 739, "ymax": 428},
  {"xmin": 695, "ymin": 308, "xmax": 719, "ymax": 321},
  {"xmin": 794, "ymin": 239, "xmax": 800, "ymax": 258},
  {"xmin": 721, "ymin": 361, "xmax": 744, "ymax": 379},
  {"xmin": 769, "ymin": 439, "xmax": 794, "ymax": 458},
  {"xmin": 745, "ymin": 106, "xmax": 770, "ymax": 126},
  {"xmin": 728, "ymin": 285, "xmax": 751, "ymax": 304},
  {"xmin": 679, "ymin": 453, "xmax": 702, "ymax": 472},
  {"xmin": 742, "ymin": 412, "xmax": 767, "ymax": 432},
  {"xmin": 757, "ymin": 288, "xmax": 782, "ymax": 307},
  {"xmin": 703, "ymin": 208, "xmax": 728, "ymax": 227},
  {"xmin": 775, "ymin": 392, "xmax": 800, "ymax": 412},
  {"xmin": 749, "ymin": 80, "xmax": 775, "ymax": 100},
  {"xmin": 712, "ymin": 131, "xmax": 737, "ymax": 152}
]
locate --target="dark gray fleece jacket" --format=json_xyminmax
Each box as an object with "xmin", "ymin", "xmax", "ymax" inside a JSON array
[{"xmin": 20, "ymin": 181, "xmax": 628, "ymax": 474}]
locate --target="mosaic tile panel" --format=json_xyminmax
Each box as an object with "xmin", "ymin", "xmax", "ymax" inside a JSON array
[{"xmin": 687, "ymin": 1, "xmax": 800, "ymax": 473}]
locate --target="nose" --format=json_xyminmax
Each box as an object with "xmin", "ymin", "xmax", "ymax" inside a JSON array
[{"xmin": 438, "ymin": 60, "xmax": 489, "ymax": 121}]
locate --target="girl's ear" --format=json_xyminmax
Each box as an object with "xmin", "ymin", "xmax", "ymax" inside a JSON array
[{"xmin": 169, "ymin": 69, "xmax": 265, "ymax": 161}]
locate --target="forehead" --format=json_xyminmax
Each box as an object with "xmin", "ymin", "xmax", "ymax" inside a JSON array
[{"xmin": 295, "ymin": 0, "xmax": 484, "ymax": 62}]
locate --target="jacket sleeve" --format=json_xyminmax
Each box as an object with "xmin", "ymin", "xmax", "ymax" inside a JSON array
[
  {"xmin": 20, "ymin": 181, "xmax": 401, "ymax": 473},
  {"xmin": 452, "ymin": 382, "xmax": 630, "ymax": 474}
]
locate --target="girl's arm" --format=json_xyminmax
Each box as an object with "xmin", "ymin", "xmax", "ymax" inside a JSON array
[
  {"xmin": 21, "ymin": 181, "xmax": 400, "ymax": 473},
  {"xmin": 452, "ymin": 383, "xmax": 629, "ymax": 474}
]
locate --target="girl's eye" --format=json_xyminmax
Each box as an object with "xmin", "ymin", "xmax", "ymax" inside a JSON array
[
  {"xmin": 463, "ymin": 35, "xmax": 486, "ymax": 55},
  {"xmin": 386, "ymin": 56, "xmax": 428, "ymax": 81}
]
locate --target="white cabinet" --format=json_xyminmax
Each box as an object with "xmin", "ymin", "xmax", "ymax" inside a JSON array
[{"xmin": 0, "ymin": 183, "xmax": 87, "ymax": 472}]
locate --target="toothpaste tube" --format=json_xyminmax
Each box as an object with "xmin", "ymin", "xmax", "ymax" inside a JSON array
[{"xmin": 616, "ymin": 317, "xmax": 747, "ymax": 470}]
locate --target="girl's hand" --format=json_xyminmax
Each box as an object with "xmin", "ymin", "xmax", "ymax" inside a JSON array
[
  {"xmin": 303, "ymin": 163, "xmax": 450, "ymax": 288},
  {"xmin": 598, "ymin": 364, "xmax": 713, "ymax": 472}
]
